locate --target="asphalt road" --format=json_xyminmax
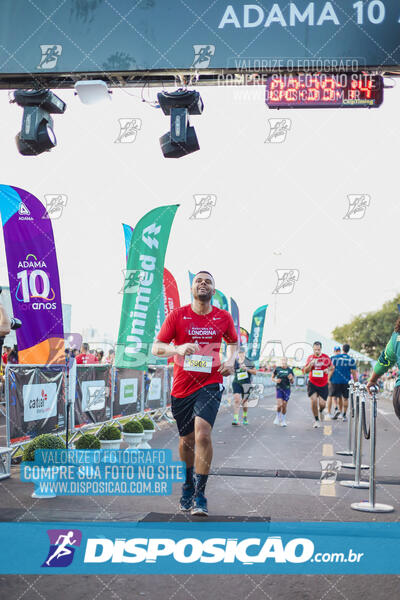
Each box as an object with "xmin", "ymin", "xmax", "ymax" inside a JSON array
[{"xmin": 0, "ymin": 386, "xmax": 399, "ymax": 599}]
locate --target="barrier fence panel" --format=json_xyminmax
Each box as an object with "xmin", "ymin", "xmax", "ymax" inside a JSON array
[
  {"xmin": 74, "ymin": 365, "xmax": 112, "ymax": 428},
  {"xmin": 112, "ymin": 368, "xmax": 144, "ymax": 419},
  {"xmin": 295, "ymin": 375, "xmax": 306, "ymax": 387},
  {"xmin": 5, "ymin": 364, "xmax": 66, "ymax": 448},
  {"xmin": 144, "ymin": 366, "xmax": 166, "ymax": 411}
]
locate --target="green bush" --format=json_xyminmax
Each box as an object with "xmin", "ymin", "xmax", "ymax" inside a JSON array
[
  {"xmin": 139, "ymin": 416, "xmax": 155, "ymax": 431},
  {"xmin": 98, "ymin": 425, "xmax": 121, "ymax": 440},
  {"xmin": 22, "ymin": 434, "xmax": 65, "ymax": 462},
  {"xmin": 123, "ymin": 420, "xmax": 144, "ymax": 434},
  {"xmin": 74, "ymin": 433, "xmax": 101, "ymax": 450}
]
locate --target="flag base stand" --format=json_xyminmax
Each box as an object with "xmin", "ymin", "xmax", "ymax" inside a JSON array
[
  {"xmin": 340, "ymin": 480, "xmax": 369, "ymax": 489},
  {"xmin": 351, "ymin": 501, "xmax": 394, "ymax": 513}
]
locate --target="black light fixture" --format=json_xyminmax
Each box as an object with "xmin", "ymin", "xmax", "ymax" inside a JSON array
[
  {"xmin": 157, "ymin": 89, "xmax": 204, "ymax": 158},
  {"xmin": 13, "ymin": 89, "xmax": 66, "ymax": 156}
]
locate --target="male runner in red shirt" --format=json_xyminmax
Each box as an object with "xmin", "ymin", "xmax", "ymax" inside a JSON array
[
  {"xmin": 152, "ymin": 271, "xmax": 238, "ymax": 516},
  {"xmin": 75, "ymin": 343, "xmax": 99, "ymax": 365},
  {"xmin": 303, "ymin": 341, "xmax": 333, "ymax": 428}
]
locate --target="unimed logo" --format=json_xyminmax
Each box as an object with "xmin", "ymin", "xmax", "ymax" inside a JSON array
[{"xmin": 84, "ymin": 536, "xmax": 314, "ymax": 564}]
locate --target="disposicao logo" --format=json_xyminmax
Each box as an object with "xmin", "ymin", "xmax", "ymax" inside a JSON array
[
  {"xmin": 83, "ymin": 536, "xmax": 314, "ymax": 564},
  {"xmin": 42, "ymin": 529, "xmax": 82, "ymax": 568}
]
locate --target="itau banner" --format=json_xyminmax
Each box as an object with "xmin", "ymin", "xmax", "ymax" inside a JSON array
[
  {"xmin": 0, "ymin": 185, "xmax": 64, "ymax": 364},
  {"xmin": 164, "ymin": 267, "xmax": 180, "ymax": 315},
  {"xmin": 163, "ymin": 267, "xmax": 180, "ymax": 365},
  {"xmin": 116, "ymin": 205, "xmax": 179, "ymax": 369},
  {"xmin": 247, "ymin": 305, "xmax": 268, "ymax": 361},
  {"xmin": 231, "ymin": 297, "xmax": 241, "ymax": 344}
]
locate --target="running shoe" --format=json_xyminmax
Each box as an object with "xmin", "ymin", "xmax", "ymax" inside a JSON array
[
  {"xmin": 332, "ymin": 409, "xmax": 341, "ymax": 420},
  {"xmin": 273, "ymin": 415, "xmax": 281, "ymax": 425},
  {"xmin": 179, "ymin": 483, "xmax": 195, "ymax": 512},
  {"xmin": 342, "ymin": 415, "xmax": 348, "ymax": 422},
  {"xmin": 232, "ymin": 419, "xmax": 240, "ymax": 426},
  {"xmin": 242, "ymin": 418, "xmax": 249, "ymax": 425},
  {"xmin": 312, "ymin": 420, "xmax": 320, "ymax": 428},
  {"xmin": 191, "ymin": 492, "xmax": 208, "ymax": 516},
  {"xmin": 280, "ymin": 417, "xmax": 288, "ymax": 427}
]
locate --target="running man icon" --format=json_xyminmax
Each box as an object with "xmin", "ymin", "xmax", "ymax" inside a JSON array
[
  {"xmin": 42, "ymin": 529, "xmax": 82, "ymax": 568},
  {"xmin": 46, "ymin": 531, "xmax": 77, "ymax": 566}
]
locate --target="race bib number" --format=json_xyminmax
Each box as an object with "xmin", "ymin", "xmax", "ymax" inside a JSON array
[
  {"xmin": 237, "ymin": 371, "xmax": 248, "ymax": 381},
  {"xmin": 183, "ymin": 354, "xmax": 213, "ymax": 373},
  {"xmin": 312, "ymin": 370, "xmax": 323, "ymax": 378}
]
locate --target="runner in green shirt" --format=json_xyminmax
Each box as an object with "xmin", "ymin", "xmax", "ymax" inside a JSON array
[
  {"xmin": 232, "ymin": 348, "xmax": 257, "ymax": 426},
  {"xmin": 367, "ymin": 319, "xmax": 400, "ymax": 419}
]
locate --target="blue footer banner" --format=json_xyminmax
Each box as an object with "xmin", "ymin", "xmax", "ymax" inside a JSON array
[{"xmin": 0, "ymin": 522, "xmax": 399, "ymax": 574}]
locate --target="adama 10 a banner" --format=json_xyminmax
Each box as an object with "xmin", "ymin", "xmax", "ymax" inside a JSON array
[
  {"xmin": 116, "ymin": 205, "xmax": 179, "ymax": 369},
  {"xmin": 247, "ymin": 305, "xmax": 268, "ymax": 361},
  {"xmin": 0, "ymin": 185, "xmax": 64, "ymax": 364}
]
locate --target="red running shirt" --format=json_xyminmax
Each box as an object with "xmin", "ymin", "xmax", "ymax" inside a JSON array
[
  {"xmin": 75, "ymin": 353, "xmax": 99, "ymax": 365},
  {"xmin": 157, "ymin": 304, "xmax": 238, "ymax": 398},
  {"xmin": 304, "ymin": 353, "xmax": 332, "ymax": 386}
]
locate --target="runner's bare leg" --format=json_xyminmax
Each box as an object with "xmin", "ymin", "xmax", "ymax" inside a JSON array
[
  {"xmin": 310, "ymin": 392, "xmax": 319, "ymax": 417},
  {"xmin": 233, "ymin": 393, "xmax": 241, "ymax": 420},
  {"xmin": 318, "ymin": 394, "xmax": 326, "ymax": 412},
  {"xmin": 194, "ymin": 416, "xmax": 212, "ymax": 475},
  {"xmin": 179, "ymin": 431, "xmax": 195, "ymax": 469}
]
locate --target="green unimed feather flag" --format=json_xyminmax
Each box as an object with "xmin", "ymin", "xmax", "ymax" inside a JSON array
[{"xmin": 115, "ymin": 204, "xmax": 179, "ymax": 369}]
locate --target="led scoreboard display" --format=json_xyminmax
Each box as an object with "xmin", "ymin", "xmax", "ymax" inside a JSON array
[{"xmin": 265, "ymin": 74, "xmax": 383, "ymax": 109}]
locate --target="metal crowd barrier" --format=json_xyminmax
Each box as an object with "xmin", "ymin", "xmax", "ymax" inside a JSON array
[
  {"xmin": 340, "ymin": 382, "xmax": 369, "ymax": 470},
  {"xmin": 5, "ymin": 364, "xmax": 67, "ymax": 456},
  {"xmin": 4, "ymin": 363, "xmax": 174, "ymax": 454},
  {"xmin": 351, "ymin": 386, "xmax": 394, "ymax": 513},
  {"xmin": 338, "ymin": 382, "xmax": 394, "ymax": 513}
]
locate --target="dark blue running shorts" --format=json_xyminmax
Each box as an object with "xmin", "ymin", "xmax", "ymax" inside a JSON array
[
  {"xmin": 171, "ymin": 383, "xmax": 224, "ymax": 437},
  {"xmin": 276, "ymin": 387, "xmax": 291, "ymax": 402}
]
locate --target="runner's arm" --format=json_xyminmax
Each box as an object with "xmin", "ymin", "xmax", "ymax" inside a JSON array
[
  {"xmin": 218, "ymin": 342, "xmax": 238, "ymax": 375},
  {"xmin": 246, "ymin": 361, "xmax": 257, "ymax": 375},
  {"xmin": 367, "ymin": 334, "xmax": 397, "ymax": 392},
  {"xmin": 152, "ymin": 340, "xmax": 179, "ymax": 358},
  {"xmin": 303, "ymin": 358, "xmax": 314, "ymax": 374},
  {"xmin": 219, "ymin": 314, "xmax": 239, "ymax": 374},
  {"xmin": 152, "ymin": 311, "xmax": 179, "ymax": 357},
  {"xmin": 225, "ymin": 342, "xmax": 238, "ymax": 367}
]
